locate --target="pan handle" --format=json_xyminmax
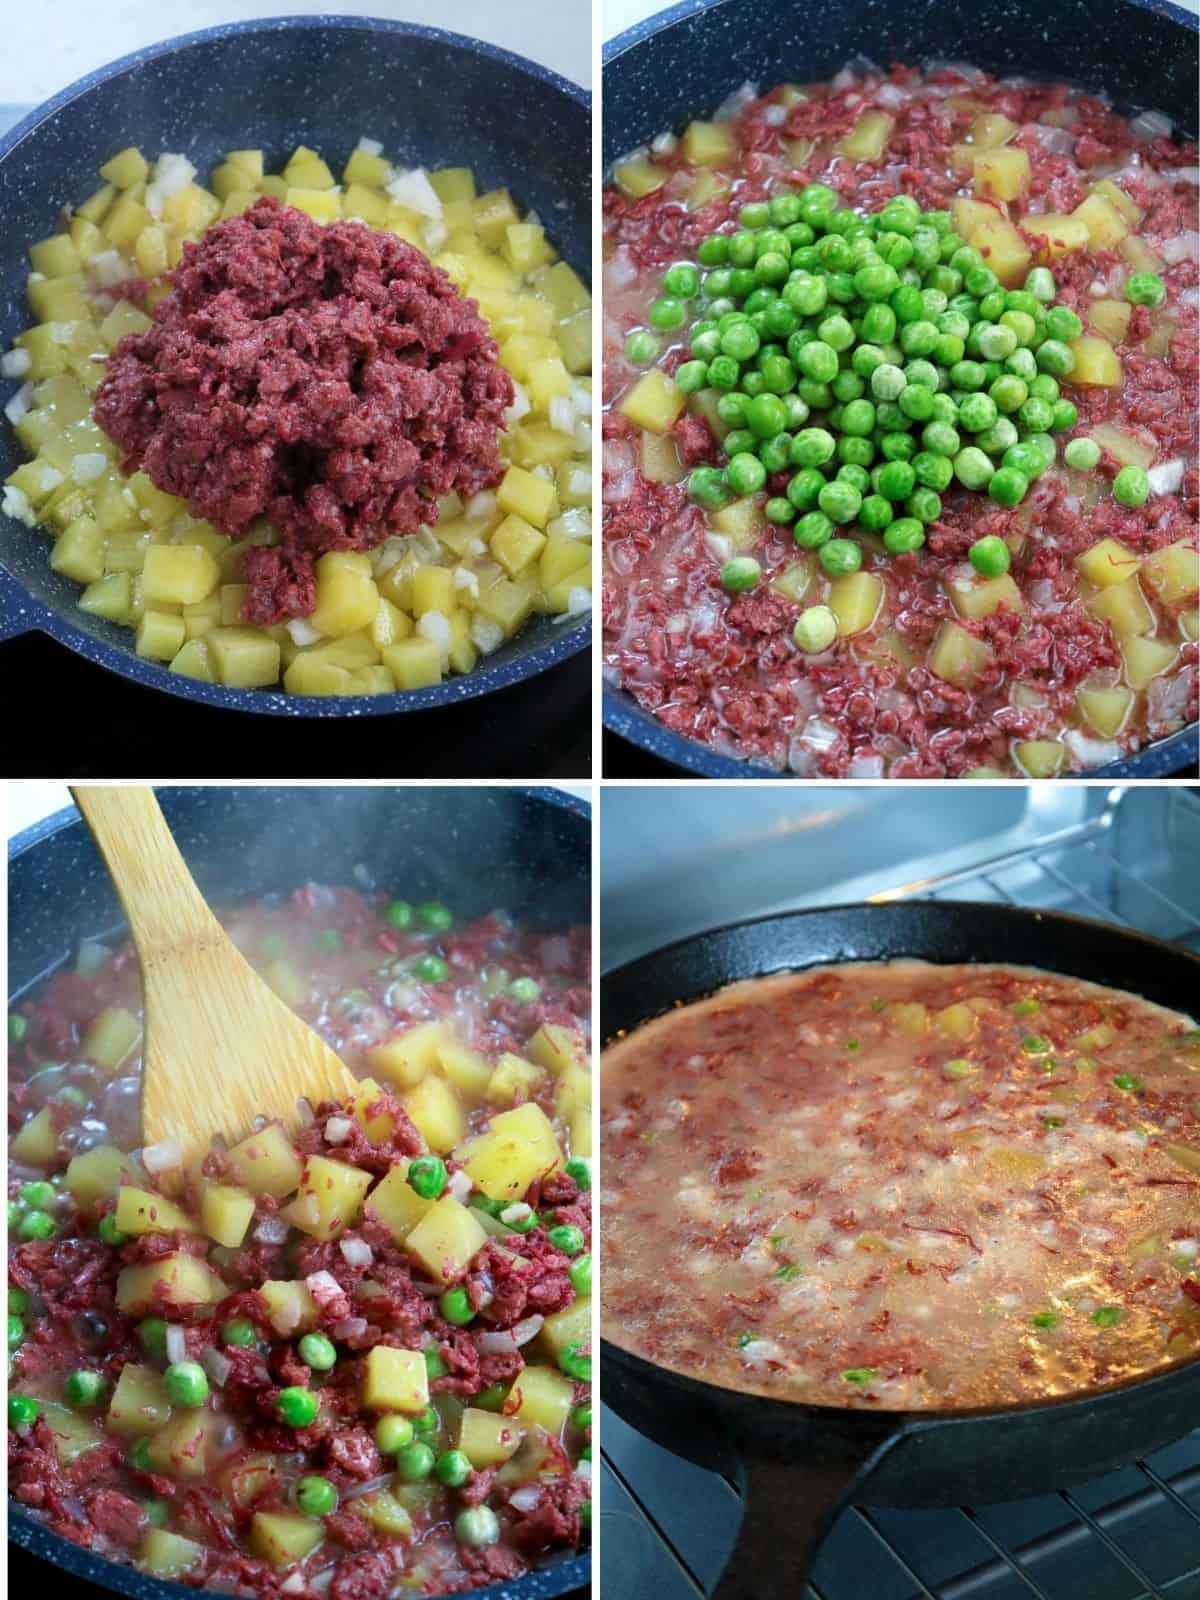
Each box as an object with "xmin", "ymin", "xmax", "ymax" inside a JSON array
[
  {"xmin": 0, "ymin": 567, "xmax": 38, "ymax": 642},
  {"xmin": 710, "ymin": 1430, "xmax": 907, "ymax": 1600}
]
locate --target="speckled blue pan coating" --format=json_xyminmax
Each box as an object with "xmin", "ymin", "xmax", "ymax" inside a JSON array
[
  {"xmin": 8, "ymin": 782, "xmax": 591, "ymax": 1600},
  {"xmin": 602, "ymin": 0, "xmax": 1199, "ymax": 781},
  {"xmin": 0, "ymin": 15, "xmax": 591, "ymax": 719}
]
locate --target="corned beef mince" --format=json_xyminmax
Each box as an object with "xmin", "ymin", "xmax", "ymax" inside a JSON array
[
  {"xmin": 602, "ymin": 65, "xmax": 1199, "ymax": 778},
  {"xmin": 8, "ymin": 886, "xmax": 591, "ymax": 1597},
  {"xmin": 94, "ymin": 197, "xmax": 514, "ymax": 625}
]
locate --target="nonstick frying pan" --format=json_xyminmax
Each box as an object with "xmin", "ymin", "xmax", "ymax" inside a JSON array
[
  {"xmin": 600, "ymin": 901, "xmax": 1200, "ymax": 1597},
  {"xmin": 8, "ymin": 784, "xmax": 591, "ymax": 1600},
  {"xmin": 601, "ymin": 0, "xmax": 1200, "ymax": 781},
  {"xmin": 0, "ymin": 16, "xmax": 591, "ymax": 719}
]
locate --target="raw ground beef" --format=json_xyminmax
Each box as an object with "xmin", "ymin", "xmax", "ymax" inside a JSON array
[{"xmin": 94, "ymin": 197, "xmax": 514, "ymax": 624}]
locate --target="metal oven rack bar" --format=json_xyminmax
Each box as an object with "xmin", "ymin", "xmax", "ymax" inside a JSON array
[{"xmin": 600, "ymin": 785, "xmax": 1200, "ymax": 1600}]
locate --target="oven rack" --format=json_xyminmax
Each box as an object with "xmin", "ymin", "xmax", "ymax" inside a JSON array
[{"xmin": 600, "ymin": 783, "xmax": 1200, "ymax": 1600}]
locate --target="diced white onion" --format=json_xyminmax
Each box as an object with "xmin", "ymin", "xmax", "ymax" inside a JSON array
[
  {"xmin": 549, "ymin": 395, "xmax": 576, "ymax": 436},
  {"xmin": 477, "ymin": 1314, "xmax": 544, "ymax": 1354},
  {"xmin": 650, "ymin": 130, "xmax": 677, "ymax": 155},
  {"xmin": 356, "ymin": 137, "xmax": 384, "ymax": 157},
  {"xmin": 465, "ymin": 491, "xmax": 497, "ymax": 520},
  {"xmin": 575, "ymin": 1458, "xmax": 593, "ymax": 1482},
  {"xmin": 37, "ymin": 466, "xmax": 63, "ymax": 494},
  {"xmin": 453, "ymin": 566, "xmax": 479, "ymax": 600},
  {"xmin": 332, "ymin": 1316, "xmax": 369, "ymax": 1341},
  {"xmin": 1, "ymin": 348, "xmax": 31, "ymax": 378},
  {"xmin": 165, "ymin": 1324, "xmax": 187, "ymax": 1364},
  {"xmin": 504, "ymin": 383, "xmax": 531, "ymax": 426},
  {"xmin": 470, "ymin": 616, "xmax": 504, "ymax": 655},
  {"xmin": 324, "ymin": 1116, "xmax": 353, "ymax": 1145},
  {"xmin": 281, "ymin": 1574, "xmax": 307, "ymax": 1594},
  {"xmin": 1170, "ymin": 167, "xmax": 1200, "ymax": 185},
  {"xmin": 565, "ymin": 586, "xmax": 591, "ymax": 618},
  {"xmin": 714, "ymin": 82, "xmax": 758, "ymax": 122},
  {"xmin": 4, "ymin": 383, "xmax": 33, "ymax": 425},
  {"xmin": 447, "ymin": 1169, "xmax": 472, "ymax": 1203},
  {"xmin": 142, "ymin": 1138, "xmax": 183, "ymax": 1174},
  {"xmin": 740, "ymin": 1337, "xmax": 783, "ymax": 1365},
  {"xmin": 2, "ymin": 485, "xmax": 35, "ymax": 526},
  {"xmin": 254, "ymin": 1214, "xmax": 289, "ymax": 1244},
  {"xmin": 1064, "ymin": 729, "xmax": 1122, "ymax": 768},
  {"xmin": 385, "ymin": 167, "xmax": 443, "ymax": 220},
  {"xmin": 500, "ymin": 1202, "xmax": 533, "ymax": 1227},
  {"xmin": 1160, "ymin": 231, "xmax": 1199, "ymax": 264},
  {"xmin": 87, "ymin": 250, "xmax": 131, "ymax": 289},
  {"xmin": 509, "ymin": 1487, "xmax": 542, "ymax": 1512},
  {"xmin": 146, "ymin": 153, "xmax": 197, "ymax": 219},
  {"xmin": 417, "ymin": 609, "xmax": 451, "ymax": 666},
  {"xmin": 200, "ymin": 1346, "xmax": 232, "ymax": 1387},
  {"xmin": 305, "ymin": 1270, "xmax": 343, "ymax": 1300},
  {"xmin": 1131, "ymin": 109, "xmax": 1173, "ymax": 143},
  {"xmin": 1147, "ymin": 459, "xmax": 1184, "ymax": 495},
  {"xmin": 339, "ymin": 1236, "xmax": 374, "ymax": 1268},
  {"xmin": 548, "ymin": 509, "xmax": 591, "ymax": 542},
  {"xmin": 342, "ymin": 1471, "xmax": 397, "ymax": 1501},
  {"xmin": 286, "ymin": 617, "xmax": 323, "ymax": 647},
  {"xmin": 70, "ymin": 453, "xmax": 108, "ymax": 484}
]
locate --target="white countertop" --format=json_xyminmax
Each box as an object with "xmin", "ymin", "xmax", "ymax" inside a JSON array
[
  {"xmin": 1, "ymin": 0, "xmax": 590, "ymax": 106},
  {"xmin": 6, "ymin": 783, "xmax": 591, "ymax": 841}
]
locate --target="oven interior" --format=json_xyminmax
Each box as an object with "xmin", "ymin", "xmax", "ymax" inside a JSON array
[{"xmin": 600, "ymin": 784, "xmax": 1200, "ymax": 1600}]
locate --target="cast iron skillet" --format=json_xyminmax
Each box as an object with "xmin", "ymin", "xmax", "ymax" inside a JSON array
[
  {"xmin": 602, "ymin": 0, "xmax": 1200, "ymax": 781},
  {"xmin": 601, "ymin": 901, "xmax": 1200, "ymax": 1597},
  {"xmin": 8, "ymin": 784, "xmax": 591, "ymax": 1600},
  {"xmin": 0, "ymin": 15, "xmax": 591, "ymax": 719}
]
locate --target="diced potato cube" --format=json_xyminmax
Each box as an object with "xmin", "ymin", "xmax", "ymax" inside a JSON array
[
  {"xmin": 403, "ymin": 1195, "xmax": 488, "ymax": 1282},
  {"xmin": 1121, "ymin": 635, "xmax": 1178, "ymax": 690},
  {"xmin": 497, "ymin": 464, "xmax": 558, "ymax": 529},
  {"xmin": 473, "ymin": 188, "xmax": 521, "ymax": 247},
  {"xmin": 538, "ymin": 1295, "xmax": 590, "ymax": 1361},
  {"xmin": 410, "ymin": 565, "xmax": 455, "ymax": 618},
  {"xmin": 108, "ymin": 1364, "xmax": 172, "ymax": 1436},
  {"xmin": 447, "ymin": 608, "xmax": 478, "ymax": 675},
  {"xmin": 286, "ymin": 186, "xmax": 341, "ymax": 222},
  {"xmin": 1071, "ymin": 193, "xmax": 1128, "ymax": 249},
  {"xmin": 280, "ymin": 1155, "xmax": 373, "ymax": 1240},
  {"xmin": 928, "ymin": 620, "xmax": 992, "ymax": 688},
  {"xmin": 889, "ymin": 1002, "xmax": 928, "ymax": 1036},
  {"xmin": 258, "ymin": 1279, "xmax": 319, "ymax": 1336},
  {"xmin": 342, "ymin": 182, "xmax": 389, "ymax": 225},
  {"xmin": 11, "ymin": 1107, "xmax": 57, "ymax": 1165},
  {"xmin": 974, "ymin": 147, "xmax": 1030, "ymax": 202},
  {"xmin": 947, "ymin": 573, "xmax": 1024, "ymax": 620},
  {"xmin": 369, "ymin": 1022, "xmax": 452, "ymax": 1090},
  {"xmin": 491, "ymin": 514, "xmax": 547, "ymax": 578},
  {"xmin": 140, "ymin": 1528, "xmax": 204, "ymax": 1577},
  {"xmin": 526, "ymin": 1023, "xmax": 587, "ymax": 1077},
  {"xmin": 224, "ymin": 1123, "xmax": 303, "ymax": 1199},
  {"xmin": 341, "ymin": 148, "xmax": 391, "ymax": 187},
  {"xmin": 51, "ymin": 516, "xmax": 105, "ymax": 584},
  {"xmin": 116, "ymin": 1254, "xmax": 227, "ymax": 1316},
  {"xmin": 1088, "ymin": 299, "xmax": 1132, "ymax": 344},
  {"xmin": 1077, "ymin": 684, "xmax": 1135, "ymax": 737},
  {"xmin": 453, "ymin": 1102, "xmax": 563, "ymax": 1203},
  {"xmin": 430, "ymin": 167, "xmax": 476, "ymax": 204},
  {"xmin": 459, "ymin": 1406, "xmax": 525, "ymax": 1467},
  {"xmin": 1014, "ymin": 740, "xmax": 1065, "ymax": 777},
  {"xmin": 200, "ymin": 1183, "xmax": 256, "ymax": 1248},
  {"xmin": 250, "ymin": 1512, "xmax": 324, "ymax": 1568},
  {"xmin": 936, "ymin": 1003, "xmax": 975, "ymax": 1041},
  {"xmin": 363, "ymin": 1346, "xmax": 429, "ymax": 1414},
  {"xmin": 76, "ymin": 183, "xmax": 117, "ymax": 224},
  {"xmin": 487, "ymin": 1052, "xmax": 544, "ymax": 1105},
  {"xmin": 510, "ymin": 1364, "xmax": 575, "ymax": 1436},
  {"xmin": 381, "ymin": 638, "xmax": 442, "ymax": 689},
  {"xmin": 114, "ymin": 1186, "xmax": 197, "ymax": 1237},
  {"xmin": 403, "ymin": 1074, "xmax": 465, "ymax": 1154},
  {"xmin": 1141, "ymin": 541, "xmax": 1199, "ymax": 605},
  {"xmin": 347, "ymin": 1075, "xmax": 395, "ymax": 1145},
  {"xmin": 310, "ymin": 551, "xmax": 379, "ymax": 637},
  {"xmin": 437, "ymin": 1037, "xmax": 493, "ymax": 1099},
  {"xmin": 365, "ymin": 1162, "xmax": 435, "ymax": 1243},
  {"xmin": 837, "ymin": 112, "xmax": 894, "ymax": 161},
  {"xmin": 141, "ymin": 545, "xmax": 219, "ymax": 606},
  {"xmin": 711, "ymin": 495, "xmax": 765, "ymax": 550},
  {"xmin": 1069, "ymin": 335, "xmax": 1122, "ymax": 387},
  {"xmin": 147, "ymin": 1411, "xmax": 212, "ymax": 1477},
  {"xmin": 1120, "ymin": 234, "xmax": 1162, "ymax": 274},
  {"xmin": 136, "ymin": 609, "xmax": 186, "ymax": 661},
  {"xmin": 683, "ymin": 120, "xmax": 735, "ymax": 166},
  {"xmin": 640, "ymin": 429, "xmax": 685, "ymax": 485},
  {"xmin": 283, "ymin": 145, "xmax": 335, "ymax": 189},
  {"xmin": 771, "ymin": 560, "xmax": 813, "ymax": 602},
  {"xmin": 1075, "ymin": 538, "xmax": 1141, "ymax": 589},
  {"xmin": 1087, "ymin": 423, "xmax": 1155, "ymax": 470},
  {"xmin": 971, "ymin": 112, "xmax": 1018, "ymax": 148},
  {"xmin": 617, "ymin": 369, "xmax": 686, "ymax": 436},
  {"xmin": 1026, "ymin": 213, "xmax": 1090, "ymax": 258},
  {"xmin": 1086, "ymin": 576, "xmax": 1153, "ymax": 638},
  {"xmin": 65, "ymin": 1145, "xmax": 136, "ymax": 1217},
  {"xmin": 357, "ymin": 1491, "xmax": 414, "ymax": 1538},
  {"xmin": 503, "ymin": 222, "xmax": 554, "ymax": 275},
  {"xmin": 970, "ymin": 216, "xmax": 1032, "ymax": 286},
  {"xmin": 613, "ymin": 156, "xmax": 666, "ymax": 199},
  {"xmin": 207, "ymin": 626, "xmax": 281, "ymax": 688},
  {"xmin": 100, "ymin": 146, "xmax": 149, "ymax": 188},
  {"xmin": 34, "ymin": 1400, "xmax": 103, "ymax": 1464},
  {"xmin": 81, "ymin": 1005, "xmax": 142, "ymax": 1070},
  {"xmin": 829, "ymin": 571, "xmax": 884, "ymax": 637},
  {"xmin": 29, "ymin": 234, "xmax": 83, "ymax": 277}
]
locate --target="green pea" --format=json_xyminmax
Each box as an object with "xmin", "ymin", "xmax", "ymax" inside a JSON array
[
  {"xmin": 414, "ymin": 955, "xmax": 449, "ymax": 984},
  {"xmin": 18, "ymin": 1211, "xmax": 55, "ymax": 1242},
  {"xmin": 277, "ymin": 1386, "xmax": 320, "ymax": 1427},
  {"xmin": 757, "ymin": 433, "xmax": 792, "ymax": 474},
  {"xmin": 706, "ymin": 354, "xmax": 740, "ymax": 390},
  {"xmin": 129, "ymin": 1438, "xmax": 153, "ymax": 1471},
  {"xmin": 969, "ymin": 535, "xmax": 1011, "ymax": 577},
  {"xmin": 958, "ymin": 392, "xmax": 997, "ymax": 434},
  {"xmin": 1113, "ymin": 465, "xmax": 1150, "ymax": 507},
  {"xmin": 474, "ymin": 1382, "xmax": 508, "ymax": 1412},
  {"xmin": 876, "ymin": 459, "xmax": 917, "ymax": 501},
  {"xmin": 375, "ymin": 1414, "xmax": 415, "ymax": 1455},
  {"xmin": 143, "ymin": 1499, "xmax": 169, "ymax": 1526},
  {"xmin": 906, "ymin": 488, "xmax": 941, "ymax": 524},
  {"xmin": 505, "ymin": 976, "xmax": 541, "ymax": 1005},
  {"xmin": 298, "ymin": 1333, "xmax": 337, "ymax": 1372},
  {"xmin": 439, "ymin": 1287, "xmax": 475, "ymax": 1326},
  {"xmin": 1064, "ymin": 437, "xmax": 1101, "ymax": 472},
  {"xmin": 384, "ymin": 899, "xmax": 414, "ymax": 929},
  {"xmin": 548, "ymin": 1225, "xmax": 586, "ymax": 1258},
  {"xmin": 221, "ymin": 1318, "xmax": 257, "ymax": 1347},
  {"xmin": 500, "ymin": 1201, "xmax": 536, "ymax": 1232},
  {"xmin": 977, "ymin": 418, "xmax": 1019, "ymax": 457},
  {"xmin": 1025, "ymin": 267, "xmax": 1057, "ymax": 302},
  {"xmin": 721, "ymin": 557, "xmax": 762, "ymax": 595},
  {"xmin": 796, "ymin": 340, "xmax": 839, "ymax": 383},
  {"xmin": 790, "ymin": 428, "xmax": 836, "ymax": 470},
  {"xmin": 857, "ymin": 494, "xmax": 893, "ymax": 533},
  {"xmin": 989, "ymin": 374, "xmax": 1028, "ymax": 414},
  {"xmin": 8, "ymin": 1313, "xmax": 23, "ymax": 1350},
  {"xmin": 988, "ymin": 467, "xmax": 1028, "ymax": 506},
  {"xmin": 1091, "ymin": 1305, "xmax": 1123, "ymax": 1328},
  {"xmin": 1042, "ymin": 305, "xmax": 1082, "ymax": 342},
  {"xmin": 64, "ymin": 1369, "xmax": 106, "ymax": 1408},
  {"xmin": 396, "ymin": 1440, "xmax": 436, "ymax": 1481},
  {"xmin": 950, "ymin": 359, "xmax": 985, "ymax": 392},
  {"xmin": 662, "ymin": 262, "xmax": 700, "ymax": 298},
  {"xmin": 911, "ymin": 451, "xmax": 952, "ymax": 492},
  {"xmin": 816, "ymin": 479, "xmax": 861, "ymax": 525},
  {"xmin": 431, "ymin": 1448, "xmax": 472, "ymax": 1489},
  {"xmin": 624, "ymin": 330, "xmax": 659, "ymax": 366},
  {"xmin": 416, "ymin": 902, "xmax": 454, "ymax": 932},
  {"xmin": 424, "ymin": 1347, "xmax": 448, "ymax": 1380},
  {"xmin": 57, "ymin": 1086, "xmax": 88, "ymax": 1111},
  {"xmin": 1035, "ymin": 339, "xmax": 1074, "ymax": 378},
  {"xmin": 8, "ymin": 1288, "xmax": 28, "ymax": 1317},
  {"xmin": 569, "ymin": 1253, "xmax": 593, "ymax": 1295},
  {"xmin": 455, "ymin": 1505, "xmax": 501, "ymax": 1548},
  {"xmin": 1125, "ymin": 272, "xmax": 1165, "ymax": 307},
  {"xmin": 648, "ymin": 297, "xmax": 686, "ymax": 331},
  {"xmin": 725, "ymin": 453, "xmax": 766, "ymax": 498},
  {"xmin": 883, "ymin": 518, "xmax": 925, "ymax": 555},
  {"xmin": 818, "ymin": 539, "xmax": 862, "ymax": 577},
  {"xmin": 9, "ymin": 1394, "xmax": 40, "ymax": 1427},
  {"xmin": 409, "ymin": 1155, "xmax": 447, "ymax": 1200},
  {"xmin": 19, "ymin": 1181, "xmax": 55, "ymax": 1210},
  {"xmin": 164, "ymin": 1361, "xmax": 209, "ymax": 1408},
  {"xmin": 698, "ymin": 234, "xmax": 729, "ymax": 266},
  {"xmin": 786, "ymin": 468, "xmax": 824, "ymax": 509},
  {"xmin": 297, "ymin": 1475, "xmax": 338, "ymax": 1517},
  {"xmin": 765, "ymin": 496, "xmax": 796, "ymax": 524},
  {"xmin": 793, "ymin": 511, "xmax": 833, "ymax": 550},
  {"xmin": 1051, "ymin": 399, "xmax": 1078, "ymax": 431},
  {"xmin": 8, "ymin": 1013, "xmax": 28, "ymax": 1046},
  {"xmin": 674, "ymin": 359, "xmax": 709, "ymax": 394},
  {"xmin": 137, "ymin": 1318, "xmax": 169, "ymax": 1359},
  {"xmin": 921, "ymin": 422, "xmax": 959, "ymax": 458}
]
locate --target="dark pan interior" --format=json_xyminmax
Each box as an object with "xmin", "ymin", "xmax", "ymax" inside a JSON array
[
  {"xmin": 0, "ymin": 18, "xmax": 590, "ymax": 716},
  {"xmin": 601, "ymin": 902, "xmax": 1200, "ymax": 1509},
  {"xmin": 601, "ymin": 0, "xmax": 1199, "ymax": 781},
  {"xmin": 8, "ymin": 784, "xmax": 590, "ymax": 1600}
]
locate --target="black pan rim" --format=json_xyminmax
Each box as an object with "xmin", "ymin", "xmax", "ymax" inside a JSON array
[{"xmin": 600, "ymin": 897, "xmax": 1200, "ymax": 1423}]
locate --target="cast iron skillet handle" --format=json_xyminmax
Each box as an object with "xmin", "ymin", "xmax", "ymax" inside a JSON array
[
  {"xmin": 0, "ymin": 566, "xmax": 38, "ymax": 642},
  {"xmin": 710, "ymin": 1431, "xmax": 909, "ymax": 1600}
]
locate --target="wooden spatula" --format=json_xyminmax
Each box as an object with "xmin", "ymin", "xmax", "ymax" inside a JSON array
[{"xmin": 71, "ymin": 785, "xmax": 358, "ymax": 1165}]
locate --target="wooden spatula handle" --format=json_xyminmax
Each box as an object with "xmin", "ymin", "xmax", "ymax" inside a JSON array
[{"xmin": 71, "ymin": 786, "xmax": 220, "ymax": 957}]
